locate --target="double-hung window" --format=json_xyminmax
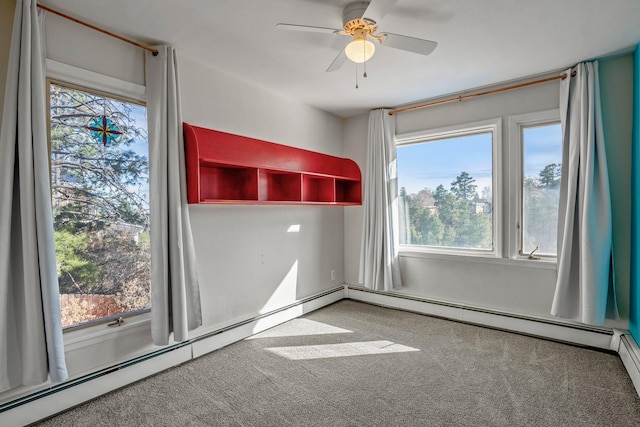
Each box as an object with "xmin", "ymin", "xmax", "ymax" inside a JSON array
[
  {"xmin": 396, "ymin": 119, "xmax": 501, "ymax": 255},
  {"xmin": 510, "ymin": 110, "xmax": 563, "ymax": 258},
  {"xmin": 396, "ymin": 110, "xmax": 562, "ymax": 261},
  {"xmin": 48, "ymin": 71, "xmax": 150, "ymax": 329}
]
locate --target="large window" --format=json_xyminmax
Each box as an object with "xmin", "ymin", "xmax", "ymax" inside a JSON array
[
  {"xmin": 397, "ymin": 120, "xmax": 499, "ymax": 253},
  {"xmin": 520, "ymin": 122, "xmax": 563, "ymax": 257},
  {"xmin": 397, "ymin": 112, "xmax": 562, "ymax": 261},
  {"xmin": 49, "ymin": 82, "xmax": 150, "ymax": 328}
]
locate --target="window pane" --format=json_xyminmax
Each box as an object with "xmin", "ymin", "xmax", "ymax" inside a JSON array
[
  {"xmin": 522, "ymin": 123, "xmax": 562, "ymax": 256},
  {"xmin": 398, "ymin": 132, "xmax": 493, "ymax": 250},
  {"xmin": 50, "ymin": 84, "xmax": 150, "ymax": 328}
]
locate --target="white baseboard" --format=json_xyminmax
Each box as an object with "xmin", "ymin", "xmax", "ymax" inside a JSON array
[
  {"xmin": 191, "ymin": 287, "xmax": 344, "ymax": 358},
  {"xmin": 618, "ymin": 334, "xmax": 640, "ymax": 396},
  {"xmin": 346, "ymin": 286, "xmax": 640, "ymax": 398},
  {"xmin": 0, "ymin": 346, "xmax": 193, "ymax": 426},
  {"xmin": 345, "ymin": 285, "xmax": 615, "ymax": 350},
  {"xmin": 2, "ymin": 283, "xmax": 637, "ymax": 426},
  {"xmin": 0, "ymin": 286, "xmax": 345, "ymax": 426}
]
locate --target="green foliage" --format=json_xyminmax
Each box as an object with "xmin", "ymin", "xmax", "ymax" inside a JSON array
[
  {"xmin": 50, "ymin": 84, "xmax": 151, "ymax": 310},
  {"xmin": 401, "ymin": 165, "xmax": 560, "ymax": 253},
  {"xmin": 54, "ymin": 231, "xmax": 100, "ymax": 287},
  {"xmin": 400, "ymin": 172, "xmax": 492, "ymax": 249},
  {"xmin": 538, "ymin": 163, "xmax": 561, "ymax": 189},
  {"xmin": 403, "ymin": 190, "xmax": 444, "ymax": 245},
  {"xmin": 450, "ymin": 171, "xmax": 477, "ymax": 201},
  {"xmin": 522, "ymin": 163, "xmax": 561, "ymax": 254}
]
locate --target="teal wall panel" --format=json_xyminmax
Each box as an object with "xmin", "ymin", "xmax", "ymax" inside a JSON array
[
  {"xmin": 599, "ymin": 54, "xmax": 633, "ymax": 324},
  {"xmin": 631, "ymin": 45, "xmax": 640, "ymax": 339}
]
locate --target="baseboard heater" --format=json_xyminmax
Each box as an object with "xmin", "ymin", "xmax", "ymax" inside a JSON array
[
  {"xmin": 347, "ymin": 286, "xmax": 640, "ymax": 397},
  {"xmin": 345, "ymin": 285, "xmax": 614, "ymax": 349},
  {"xmin": 0, "ymin": 286, "xmax": 345, "ymax": 415},
  {"xmin": 1, "ymin": 284, "xmax": 628, "ymax": 419}
]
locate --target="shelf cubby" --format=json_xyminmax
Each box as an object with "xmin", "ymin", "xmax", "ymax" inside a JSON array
[
  {"xmin": 260, "ymin": 169, "xmax": 301, "ymax": 202},
  {"xmin": 199, "ymin": 163, "xmax": 258, "ymax": 202},
  {"xmin": 184, "ymin": 123, "xmax": 362, "ymax": 205},
  {"xmin": 335, "ymin": 179, "xmax": 362, "ymax": 205},
  {"xmin": 302, "ymin": 175, "xmax": 335, "ymax": 203}
]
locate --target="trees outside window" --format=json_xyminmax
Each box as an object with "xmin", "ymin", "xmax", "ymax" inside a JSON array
[
  {"xmin": 397, "ymin": 130, "xmax": 494, "ymax": 251},
  {"xmin": 397, "ymin": 113, "xmax": 561, "ymax": 260},
  {"xmin": 49, "ymin": 83, "xmax": 150, "ymax": 328},
  {"xmin": 521, "ymin": 123, "xmax": 562, "ymax": 256}
]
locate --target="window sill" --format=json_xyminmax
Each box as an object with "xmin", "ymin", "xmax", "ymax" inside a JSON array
[
  {"xmin": 399, "ymin": 249, "xmax": 557, "ymax": 270},
  {"xmin": 63, "ymin": 311, "xmax": 151, "ymax": 352}
]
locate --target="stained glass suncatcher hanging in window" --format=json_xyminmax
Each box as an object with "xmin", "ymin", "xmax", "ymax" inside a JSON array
[
  {"xmin": 86, "ymin": 115, "xmax": 122, "ymax": 146},
  {"xmin": 50, "ymin": 83, "xmax": 150, "ymax": 329}
]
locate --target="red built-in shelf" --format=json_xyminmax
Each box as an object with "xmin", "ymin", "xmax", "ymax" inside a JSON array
[{"xmin": 183, "ymin": 123, "xmax": 362, "ymax": 205}]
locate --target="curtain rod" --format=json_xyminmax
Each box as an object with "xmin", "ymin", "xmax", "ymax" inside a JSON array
[
  {"xmin": 389, "ymin": 71, "xmax": 577, "ymax": 116},
  {"xmin": 37, "ymin": 4, "xmax": 158, "ymax": 56}
]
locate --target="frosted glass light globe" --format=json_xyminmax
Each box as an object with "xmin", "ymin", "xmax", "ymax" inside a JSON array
[{"xmin": 345, "ymin": 38, "xmax": 375, "ymax": 63}]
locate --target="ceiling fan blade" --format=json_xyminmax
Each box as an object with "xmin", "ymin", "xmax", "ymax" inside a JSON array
[
  {"xmin": 362, "ymin": 0, "xmax": 399, "ymax": 24},
  {"xmin": 276, "ymin": 23, "xmax": 340, "ymax": 34},
  {"xmin": 326, "ymin": 49, "xmax": 347, "ymax": 72},
  {"xmin": 381, "ymin": 33, "xmax": 437, "ymax": 56}
]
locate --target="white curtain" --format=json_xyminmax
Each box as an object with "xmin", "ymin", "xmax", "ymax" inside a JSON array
[
  {"xmin": 358, "ymin": 108, "xmax": 402, "ymax": 291},
  {"xmin": 0, "ymin": 0, "xmax": 68, "ymax": 391},
  {"xmin": 551, "ymin": 61, "xmax": 617, "ymax": 325},
  {"xmin": 145, "ymin": 46, "xmax": 202, "ymax": 345}
]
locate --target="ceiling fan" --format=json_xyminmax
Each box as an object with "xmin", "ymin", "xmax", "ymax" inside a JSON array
[{"xmin": 276, "ymin": 0, "xmax": 437, "ymax": 72}]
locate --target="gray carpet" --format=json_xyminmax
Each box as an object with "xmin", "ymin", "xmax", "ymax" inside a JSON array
[{"xmin": 35, "ymin": 300, "xmax": 640, "ymax": 426}]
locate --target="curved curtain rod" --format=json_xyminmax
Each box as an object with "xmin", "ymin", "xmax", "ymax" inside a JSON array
[
  {"xmin": 37, "ymin": 4, "xmax": 158, "ymax": 56},
  {"xmin": 389, "ymin": 71, "xmax": 577, "ymax": 116}
]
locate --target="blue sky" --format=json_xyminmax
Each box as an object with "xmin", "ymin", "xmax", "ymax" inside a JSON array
[
  {"xmin": 522, "ymin": 123, "xmax": 562, "ymax": 179},
  {"xmin": 126, "ymin": 103, "xmax": 148, "ymax": 158},
  {"xmin": 397, "ymin": 123, "xmax": 562, "ymax": 196},
  {"xmin": 127, "ymin": 104, "xmax": 149, "ymax": 206},
  {"xmin": 397, "ymin": 132, "xmax": 493, "ymax": 195}
]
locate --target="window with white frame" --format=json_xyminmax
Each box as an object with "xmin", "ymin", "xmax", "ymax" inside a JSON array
[
  {"xmin": 49, "ymin": 80, "xmax": 150, "ymax": 328},
  {"xmin": 397, "ymin": 119, "xmax": 500, "ymax": 254},
  {"xmin": 516, "ymin": 117, "xmax": 563, "ymax": 257}
]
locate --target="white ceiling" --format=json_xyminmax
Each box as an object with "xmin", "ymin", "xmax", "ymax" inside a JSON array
[{"xmin": 43, "ymin": 0, "xmax": 640, "ymax": 118}]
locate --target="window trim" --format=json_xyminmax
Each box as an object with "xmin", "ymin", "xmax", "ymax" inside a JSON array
[
  {"xmin": 395, "ymin": 117, "xmax": 502, "ymax": 257},
  {"xmin": 507, "ymin": 109, "xmax": 561, "ymax": 260},
  {"xmin": 47, "ymin": 61, "xmax": 150, "ymax": 332},
  {"xmin": 47, "ymin": 59, "xmax": 145, "ymax": 103}
]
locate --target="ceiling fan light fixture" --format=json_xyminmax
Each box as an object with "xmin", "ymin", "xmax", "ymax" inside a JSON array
[{"xmin": 345, "ymin": 38, "xmax": 375, "ymax": 63}]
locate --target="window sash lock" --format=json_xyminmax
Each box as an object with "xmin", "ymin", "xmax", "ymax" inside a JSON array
[{"xmin": 108, "ymin": 317, "xmax": 125, "ymax": 327}]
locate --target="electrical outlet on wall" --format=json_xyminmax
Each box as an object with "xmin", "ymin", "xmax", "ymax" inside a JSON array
[{"xmin": 331, "ymin": 270, "xmax": 336, "ymax": 281}]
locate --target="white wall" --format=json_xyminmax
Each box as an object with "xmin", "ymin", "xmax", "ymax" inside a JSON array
[
  {"xmin": 180, "ymin": 55, "xmax": 345, "ymax": 328},
  {"xmin": 45, "ymin": 9, "xmax": 145, "ymax": 86},
  {"xmin": 343, "ymin": 113, "xmax": 368, "ymax": 285},
  {"xmin": 0, "ymin": 9, "xmax": 346, "ymax": 403},
  {"xmin": 343, "ymin": 76, "xmax": 628, "ymax": 328}
]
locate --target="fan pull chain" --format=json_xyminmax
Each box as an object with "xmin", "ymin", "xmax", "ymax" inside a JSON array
[
  {"xmin": 355, "ymin": 63, "xmax": 359, "ymax": 89},
  {"xmin": 363, "ymin": 40, "xmax": 368, "ymax": 78}
]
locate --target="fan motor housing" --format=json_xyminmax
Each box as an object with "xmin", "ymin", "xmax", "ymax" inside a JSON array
[{"xmin": 342, "ymin": 1, "xmax": 372, "ymax": 26}]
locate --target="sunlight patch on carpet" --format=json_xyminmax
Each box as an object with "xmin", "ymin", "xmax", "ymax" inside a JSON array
[
  {"xmin": 248, "ymin": 319, "xmax": 353, "ymax": 339},
  {"xmin": 265, "ymin": 340, "xmax": 420, "ymax": 360}
]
